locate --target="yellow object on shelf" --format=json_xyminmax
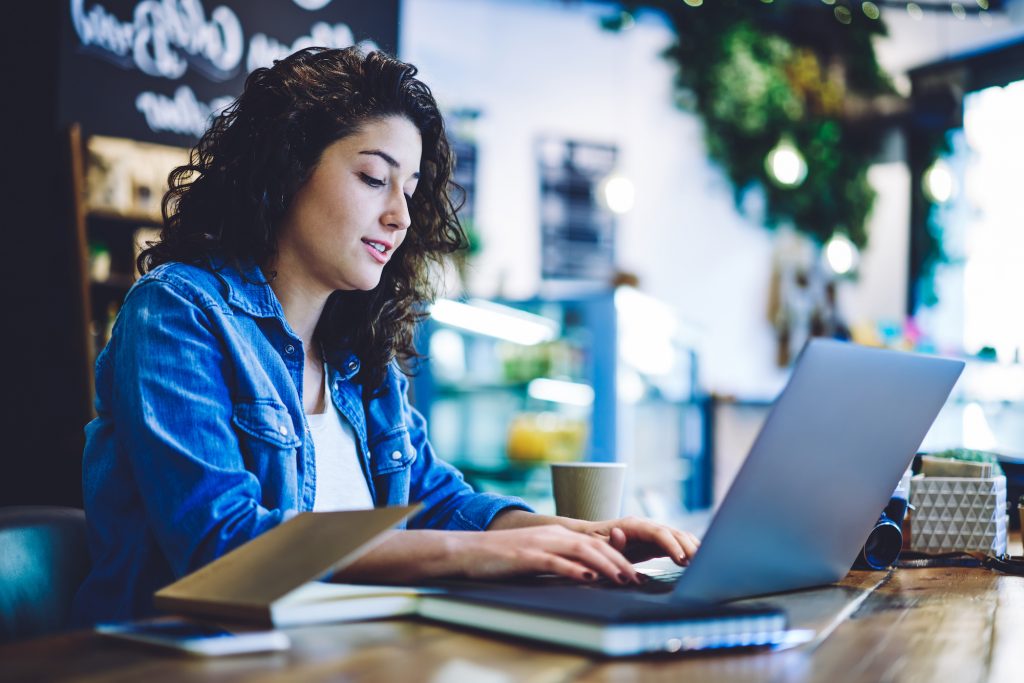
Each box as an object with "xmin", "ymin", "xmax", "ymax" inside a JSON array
[{"xmin": 506, "ymin": 412, "xmax": 587, "ymax": 463}]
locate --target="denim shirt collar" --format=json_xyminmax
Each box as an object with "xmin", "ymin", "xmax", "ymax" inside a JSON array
[
  {"xmin": 210, "ymin": 257, "xmax": 284, "ymax": 320},
  {"xmin": 211, "ymin": 257, "xmax": 362, "ymax": 382}
]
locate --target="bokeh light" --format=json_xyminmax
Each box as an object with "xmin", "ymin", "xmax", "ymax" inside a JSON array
[
  {"xmin": 600, "ymin": 174, "xmax": 636, "ymax": 214},
  {"xmin": 765, "ymin": 138, "xmax": 808, "ymax": 188},
  {"xmin": 824, "ymin": 233, "xmax": 858, "ymax": 275},
  {"xmin": 923, "ymin": 160, "xmax": 956, "ymax": 204}
]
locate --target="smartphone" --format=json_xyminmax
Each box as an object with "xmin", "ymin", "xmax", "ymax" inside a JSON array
[{"xmin": 96, "ymin": 617, "xmax": 290, "ymax": 656}]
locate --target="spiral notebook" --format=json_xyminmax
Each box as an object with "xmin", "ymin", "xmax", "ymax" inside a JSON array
[{"xmin": 418, "ymin": 582, "xmax": 787, "ymax": 656}]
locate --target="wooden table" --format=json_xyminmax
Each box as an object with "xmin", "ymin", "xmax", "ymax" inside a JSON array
[{"xmin": 3, "ymin": 562, "xmax": 1023, "ymax": 683}]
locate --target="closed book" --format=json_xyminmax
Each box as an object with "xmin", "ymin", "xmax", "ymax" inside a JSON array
[
  {"xmin": 417, "ymin": 584, "xmax": 787, "ymax": 656},
  {"xmin": 153, "ymin": 506, "xmax": 421, "ymax": 627}
]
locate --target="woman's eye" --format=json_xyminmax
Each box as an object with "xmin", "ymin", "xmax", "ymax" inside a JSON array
[{"xmin": 359, "ymin": 173, "xmax": 385, "ymax": 187}]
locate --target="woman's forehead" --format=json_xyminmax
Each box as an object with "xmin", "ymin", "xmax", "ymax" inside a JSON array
[{"xmin": 333, "ymin": 117, "xmax": 422, "ymax": 169}]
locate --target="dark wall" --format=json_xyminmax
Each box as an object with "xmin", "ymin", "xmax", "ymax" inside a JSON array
[
  {"xmin": 0, "ymin": 0, "xmax": 400, "ymax": 507},
  {"xmin": 0, "ymin": 3, "xmax": 81, "ymax": 507},
  {"xmin": 58, "ymin": 0, "xmax": 400, "ymax": 146}
]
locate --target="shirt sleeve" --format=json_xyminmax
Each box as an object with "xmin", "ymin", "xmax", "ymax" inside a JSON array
[
  {"xmin": 395, "ymin": 370, "xmax": 534, "ymax": 530},
  {"xmin": 109, "ymin": 279, "xmax": 286, "ymax": 578}
]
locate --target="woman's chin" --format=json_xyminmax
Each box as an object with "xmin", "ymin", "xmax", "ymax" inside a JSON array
[{"xmin": 337, "ymin": 273, "xmax": 383, "ymax": 292}]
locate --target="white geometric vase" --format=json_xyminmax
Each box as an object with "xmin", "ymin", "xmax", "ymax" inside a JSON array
[{"xmin": 909, "ymin": 474, "xmax": 1008, "ymax": 555}]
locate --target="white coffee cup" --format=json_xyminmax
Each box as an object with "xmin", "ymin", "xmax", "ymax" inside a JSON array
[{"xmin": 550, "ymin": 462, "xmax": 627, "ymax": 521}]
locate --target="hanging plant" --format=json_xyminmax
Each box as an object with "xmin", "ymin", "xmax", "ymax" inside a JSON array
[{"xmin": 611, "ymin": 0, "xmax": 900, "ymax": 250}]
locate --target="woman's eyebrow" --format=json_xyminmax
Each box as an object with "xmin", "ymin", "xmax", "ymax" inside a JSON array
[{"xmin": 360, "ymin": 150, "xmax": 420, "ymax": 179}]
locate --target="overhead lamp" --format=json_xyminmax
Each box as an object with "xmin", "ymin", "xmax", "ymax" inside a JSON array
[
  {"xmin": 527, "ymin": 378, "xmax": 595, "ymax": 407},
  {"xmin": 429, "ymin": 298, "xmax": 559, "ymax": 346},
  {"xmin": 765, "ymin": 137, "xmax": 808, "ymax": 189}
]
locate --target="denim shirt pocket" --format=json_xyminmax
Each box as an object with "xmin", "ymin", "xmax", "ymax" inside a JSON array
[
  {"xmin": 368, "ymin": 427, "xmax": 416, "ymax": 508},
  {"xmin": 232, "ymin": 400, "xmax": 302, "ymax": 510},
  {"xmin": 368, "ymin": 427, "xmax": 417, "ymax": 475}
]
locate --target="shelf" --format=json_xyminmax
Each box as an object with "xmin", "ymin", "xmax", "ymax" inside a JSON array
[
  {"xmin": 451, "ymin": 459, "xmax": 556, "ymax": 479},
  {"xmin": 433, "ymin": 381, "xmax": 531, "ymax": 396},
  {"xmin": 91, "ymin": 275, "xmax": 135, "ymax": 293},
  {"xmin": 87, "ymin": 208, "xmax": 162, "ymax": 227}
]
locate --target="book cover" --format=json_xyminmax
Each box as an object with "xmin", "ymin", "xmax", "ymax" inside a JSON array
[
  {"xmin": 417, "ymin": 584, "xmax": 787, "ymax": 655},
  {"xmin": 153, "ymin": 506, "xmax": 419, "ymax": 626}
]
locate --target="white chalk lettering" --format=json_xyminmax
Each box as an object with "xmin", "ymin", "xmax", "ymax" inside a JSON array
[
  {"xmin": 135, "ymin": 85, "xmax": 233, "ymax": 137},
  {"xmin": 71, "ymin": 0, "xmax": 244, "ymax": 81},
  {"xmin": 247, "ymin": 22, "xmax": 377, "ymax": 72},
  {"xmin": 292, "ymin": 0, "xmax": 333, "ymax": 9}
]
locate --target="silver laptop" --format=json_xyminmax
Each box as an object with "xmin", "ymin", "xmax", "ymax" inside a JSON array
[
  {"xmin": 427, "ymin": 340, "xmax": 964, "ymax": 653},
  {"xmin": 670, "ymin": 339, "xmax": 964, "ymax": 602}
]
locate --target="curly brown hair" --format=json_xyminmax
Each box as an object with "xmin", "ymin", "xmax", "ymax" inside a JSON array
[{"xmin": 139, "ymin": 46, "xmax": 465, "ymax": 392}]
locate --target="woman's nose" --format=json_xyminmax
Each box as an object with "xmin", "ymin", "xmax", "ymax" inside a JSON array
[{"xmin": 383, "ymin": 188, "xmax": 411, "ymax": 231}]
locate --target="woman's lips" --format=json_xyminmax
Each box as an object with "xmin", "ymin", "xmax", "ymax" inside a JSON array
[{"xmin": 363, "ymin": 240, "xmax": 389, "ymax": 264}]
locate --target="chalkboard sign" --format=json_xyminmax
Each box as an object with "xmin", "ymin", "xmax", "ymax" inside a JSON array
[{"xmin": 57, "ymin": 0, "xmax": 400, "ymax": 146}]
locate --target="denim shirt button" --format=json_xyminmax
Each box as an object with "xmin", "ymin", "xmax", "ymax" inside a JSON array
[
  {"xmin": 284, "ymin": 344, "xmax": 296, "ymax": 354},
  {"xmin": 279, "ymin": 425, "xmax": 289, "ymax": 436},
  {"xmin": 390, "ymin": 450, "xmax": 403, "ymax": 460},
  {"xmin": 347, "ymin": 360, "xmax": 358, "ymax": 371}
]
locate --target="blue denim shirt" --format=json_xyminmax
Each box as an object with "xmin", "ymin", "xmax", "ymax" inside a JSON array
[{"xmin": 72, "ymin": 260, "xmax": 531, "ymax": 625}]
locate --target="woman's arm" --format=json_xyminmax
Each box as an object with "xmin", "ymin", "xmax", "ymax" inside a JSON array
[
  {"xmin": 333, "ymin": 511, "xmax": 700, "ymax": 586},
  {"xmin": 108, "ymin": 279, "xmax": 287, "ymax": 577},
  {"xmin": 333, "ymin": 524, "xmax": 644, "ymax": 585}
]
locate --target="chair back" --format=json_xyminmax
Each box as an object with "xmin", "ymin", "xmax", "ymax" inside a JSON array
[{"xmin": 0, "ymin": 506, "xmax": 91, "ymax": 643}]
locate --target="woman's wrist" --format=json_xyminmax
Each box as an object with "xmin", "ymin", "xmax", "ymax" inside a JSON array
[{"xmin": 488, "ymin": 509, "xmax": 590, "ymax": 533}]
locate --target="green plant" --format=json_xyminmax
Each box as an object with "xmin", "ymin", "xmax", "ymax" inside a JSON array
[
  {"xmin": 611, "ymin": 1, "xmax": 896, "ymax": 249},
  {"xmin": 929, "ymin": 448, "xmax": 1004, "ymax": 476}
]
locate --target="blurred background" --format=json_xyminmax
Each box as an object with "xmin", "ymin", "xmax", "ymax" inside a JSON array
[{"xmin": 6, "ymin": 0, "xmax": 1024, "ymax": 518}]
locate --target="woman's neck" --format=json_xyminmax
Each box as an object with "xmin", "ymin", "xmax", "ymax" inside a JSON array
[{"xmin": 264, "ymin": 260, "xmax": 330, "ymax": 355}]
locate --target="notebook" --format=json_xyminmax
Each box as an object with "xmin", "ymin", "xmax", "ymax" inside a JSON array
[{"xmin": 418, "ymin": 583, "xmax": 787, "ymax": 656}]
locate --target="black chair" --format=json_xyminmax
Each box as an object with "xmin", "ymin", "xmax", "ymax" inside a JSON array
[{"xmin": 0, "ymin": 506, "xmax": 91, "ymax": 643}]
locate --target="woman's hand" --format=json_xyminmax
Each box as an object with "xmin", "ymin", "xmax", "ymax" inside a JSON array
[
  {"xmin": 452, "ymin": 525, "xmax": 643, "ymax": 585},
  {"xmin": 485, "ymin": 510, "xmax": 701, "ymax": 576},
  {"xmin": 333, "ymin": 514, "xmax": 700, "ymax": 587},
  {"xmin": 576, "ymin": 516, "xmax": 701, "ymax": 565}
]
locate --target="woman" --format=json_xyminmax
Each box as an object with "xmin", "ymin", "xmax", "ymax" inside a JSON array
[{"xmin": 73, "ymin": 46, "xmax": 698, "ymax": 625}]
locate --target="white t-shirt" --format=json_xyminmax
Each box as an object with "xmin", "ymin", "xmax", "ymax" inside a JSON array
[{"xmin": 306, "ymin": 365, "xmax": 374, "ymax": 511}]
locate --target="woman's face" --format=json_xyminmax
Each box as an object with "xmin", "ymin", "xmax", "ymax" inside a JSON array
[{"xmin": 276, "ymin": 115, "xmax": 422, "ymax": 293}]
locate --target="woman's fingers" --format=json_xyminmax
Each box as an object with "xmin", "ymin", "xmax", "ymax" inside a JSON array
[
  {"xmin": 541, "ymin": 527, "xmax": 639, "ymax": 584},
  {"xmin": 608, "ymin": 526, "xmax": 628, "ymax": 552},
  {"xmin": 602, "ymin": 517, "xmax": 702, "ymax": 565},
  {"xmin": 523, "ymin": 549, "xmax": 599, "ymax": 582},
  {"xmin": 670, "ymin": 530, "xmax": 698, "ymax": 564},
  {"xmin": 619, "ymin": 518, "xmax": 687, "ymax": 564}
]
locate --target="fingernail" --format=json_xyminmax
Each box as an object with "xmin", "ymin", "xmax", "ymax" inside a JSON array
[
  {"xmin": 583, "ymin": 571, "xmax": 597, "ymax": 581},
  {"xmin": 617, "ymin": 572, "xmax": 628, "ymax": 584}
]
